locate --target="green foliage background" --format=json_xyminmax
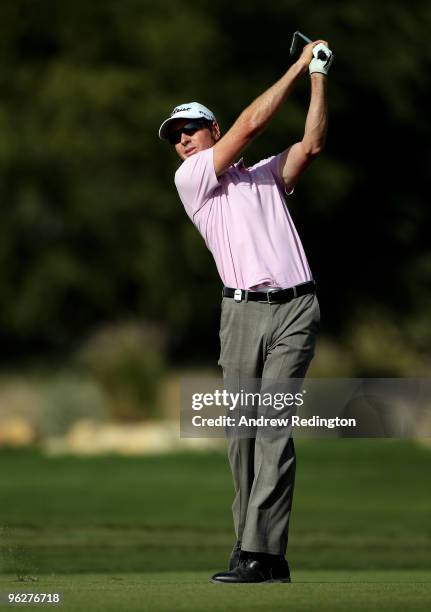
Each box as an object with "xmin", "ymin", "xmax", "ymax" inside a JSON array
[{"xmin": 0, "ymin": 0, "xmax": 430, "ymax": 366}]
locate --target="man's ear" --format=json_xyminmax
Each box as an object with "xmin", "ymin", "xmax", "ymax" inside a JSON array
[{"xmin": 211, "ymin": 121, "xmax": 221, "ymax": 142}]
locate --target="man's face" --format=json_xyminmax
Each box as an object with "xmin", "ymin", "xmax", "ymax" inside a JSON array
[{"xmin": 169, "ymin": 118, "xmax": 220, "ymax": 161}]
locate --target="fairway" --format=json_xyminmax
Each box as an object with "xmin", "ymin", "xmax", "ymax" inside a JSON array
[
  {"xmin": 0, "ymin": 441, "xmax": 430, "ymax": 610},
  {"xmin": 1, "ymin": 571, "xmax": 430, "ymax": 611}
]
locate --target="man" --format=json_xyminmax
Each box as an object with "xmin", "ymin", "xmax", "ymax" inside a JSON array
[{"xmin": 159, "ymin": 40, "xmax": 333, "ymax": 583}]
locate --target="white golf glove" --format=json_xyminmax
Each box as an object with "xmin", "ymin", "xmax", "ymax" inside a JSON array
[{"xmin": 309, "ymin": 43, "xmax": 334, "ymax": 76}]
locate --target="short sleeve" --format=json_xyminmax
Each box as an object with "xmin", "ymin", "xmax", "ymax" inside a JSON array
[{"xmin": 174, "ymin": 148, "xmax": 220, "ymax": 220}]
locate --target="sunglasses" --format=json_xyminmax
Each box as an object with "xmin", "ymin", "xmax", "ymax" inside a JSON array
[{"xmin": 168, "ymin": 120, "xmax": 211, "ymax": 145}]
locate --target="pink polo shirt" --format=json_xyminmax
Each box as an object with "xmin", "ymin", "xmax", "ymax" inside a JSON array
[{"xmin": 174, "ymin": 147, "xmax": 313, "ymax": 290}]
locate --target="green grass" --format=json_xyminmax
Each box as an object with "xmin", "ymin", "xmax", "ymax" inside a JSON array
[
  {"xmin": 0, "ymin": 440, "xmax": 430, "ymax": 610},
  {"xmin": 0, "ymin": 571, "xmax": 430, "ymax": 611}
]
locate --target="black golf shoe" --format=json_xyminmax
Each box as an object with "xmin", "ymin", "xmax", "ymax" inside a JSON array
[{"xmin": 211, "ymin": 553, "xmax": 291, "ymax": 584}]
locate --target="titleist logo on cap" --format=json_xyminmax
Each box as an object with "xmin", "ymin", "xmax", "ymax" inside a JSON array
[{"xmin": 171, "ymin": 106, "xmax": 192, "ymax": 116}]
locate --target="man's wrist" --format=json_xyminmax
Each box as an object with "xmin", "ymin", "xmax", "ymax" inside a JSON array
[
  {"xmin": 293, "ymin": 59, "xmax": 309, "ymax": 77},
  {"xmin": 310, "ymin": 72, "xmax": 327, "ymax": 80}
]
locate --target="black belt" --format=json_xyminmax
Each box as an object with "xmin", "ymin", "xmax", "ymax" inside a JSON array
[{"xmin": 223, "ymin": 281, "xmax": 316, "ymax": 303}]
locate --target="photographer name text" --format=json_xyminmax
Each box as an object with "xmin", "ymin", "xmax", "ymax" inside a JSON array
[{"xmin": 191, "ymin": 415, "xmax": 357, "ymax": 429}]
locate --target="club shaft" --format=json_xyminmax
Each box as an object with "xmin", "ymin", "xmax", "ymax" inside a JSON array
[{"xmin": 296, "ymin": 31, "xmax": 312, "ymax": 44}]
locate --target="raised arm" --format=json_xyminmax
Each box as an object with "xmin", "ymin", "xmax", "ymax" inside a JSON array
[
  {"xmin": 279, "ymin": 72, "xmax": 328, "ymax": 192},
  {"xmin": 278, "ymin": 41, "xmax": 332, "ymax": 192},
  {"xmin": 213, "ymin": 40, "xmax": 331, "ymax": 177}
]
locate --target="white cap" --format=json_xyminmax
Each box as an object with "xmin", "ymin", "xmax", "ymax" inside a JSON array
[{"xmin": 158, "ymin": 102, "xmax": 216, "ymax": 140}]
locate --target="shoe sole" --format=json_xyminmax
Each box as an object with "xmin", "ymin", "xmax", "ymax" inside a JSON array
[{"xmin": 210, "ymin": 577, "xmax": 291, "ymax": 584}]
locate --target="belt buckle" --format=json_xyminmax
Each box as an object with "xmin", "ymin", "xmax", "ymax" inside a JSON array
[{"xmin": 234, "ymin": 289, "xmax": 242, "ymax": 303}]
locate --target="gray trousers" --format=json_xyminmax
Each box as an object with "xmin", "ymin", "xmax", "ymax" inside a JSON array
[{"xmin": 218, "ymin": 292, "xmax": 320, "ymax": 555}]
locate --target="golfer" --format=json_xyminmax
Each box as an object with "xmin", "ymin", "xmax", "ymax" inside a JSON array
[{"xmin": 159, "ymin": 40, "xmax": 333, "ymax": 583}]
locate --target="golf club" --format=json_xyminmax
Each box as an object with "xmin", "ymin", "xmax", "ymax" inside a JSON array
[{"xmin": 290, "ymin": 31, "xmax": 329, "ymax": 61}]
